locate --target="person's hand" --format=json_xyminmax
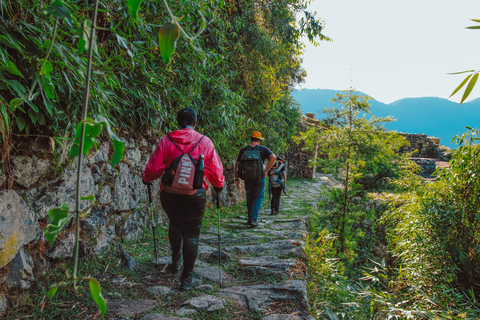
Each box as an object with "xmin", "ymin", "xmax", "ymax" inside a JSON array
[
  {"xmin": 235, "ymin": 179, "xmax": 240, "ymax": 189},
  {"xmin": 263, "ymin": 171, "xmax": 268, "ymax": 178},
  {"xmin": 214, "ymin": 186, "xmax": 223, "ymax": 194}
]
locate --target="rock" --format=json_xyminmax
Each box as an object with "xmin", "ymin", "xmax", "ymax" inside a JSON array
[
  {"xmin": 220, "ymin": 280, "xmax": 309, "ymax": 313},
  {"xmin": 177, "ymin": 307, "xmax": 196, "ymax": 316},
  {"xmin": 117, "ymin": 209, "xmax": 146, "ymax": 241},
  {"xmin": 46, "ymin": 232, "xmax": 75, "ymax": 259},
  {"xmin": 224, "ymin": 240, "xmax": 304, "ymax": 257},
  {"xmin": 196, "ymin": 284, "xmax": 214, "ymax": 291},
  {"xmin": 11, "ymin": 155, "xmax": 50, "ymax": 188},
  {"xmin": 0, "ymin": 190, "xmax": 39, "ymax": 268},
  {"xmin": 146, "ymin": 286, "xmax": 173, "ymax": 296},
  {"xmin": 91, "ymin": 165, "xmax": 103, "ymax": 184},
  {"xmin": 113, "ymin": 162, "xmax": 147, "ymax": 211},
  {"xmin": 193, "ymin": 266, "xmax": 230, "ymax": 283},
  {"xmin": 94, "ymin": 224, "xmax": 115, "ymax": 255},
  {"xmin": 0, "ymin": 293, "xmax": 7, "ymax": 317},
  {"xmin": 24, "ymin": 160, "xmax": 95, "ymax": 219},
  {"xmin": 182, "ymin": 294, "xmax": 226, "ymax": 312},
  {"xmin": 117, "ymin": 243, "xmax": 141, "ymax": 271},
  {"xmin": 98, "ymin": 185, "xmax": 112, "ymax": 204},
  {"xmin": 6, "ymin": 247, "xmax": 34, "ymax": 289},
  {"xmin": 91, "ymin": 143, "xmax": 110, "ymax": 164},
  {"xmin": 263, "ymin": 314, "xmax": 315, "ymax": 320},
  {"xmin": 269, "ymin": 221, "xmax": 307, "ymax": 231},
  {"xmin": 80, "ymin": 206, "xmax": 114, "ymax": 255},
  {"xmin": 197, "ymin": 245, "xmax": 232, "ymax": 261},
  {"xmin": 141, "ymin": 315, "xmax": 192, "ymax": 320},
  {"xmin": 238, "ymin": 256, "xmax": 297, "ymax": 272},
  {"xmin": 112, "ymin": 277, "xmax": 133, "ymax": 287},
  {"xmin": 105, "ymin": 298, "xmax": 157, "ymax": 315},
  {"xmin": 126, "ymin": 148, "xmax": 142, "ymax": 164}
]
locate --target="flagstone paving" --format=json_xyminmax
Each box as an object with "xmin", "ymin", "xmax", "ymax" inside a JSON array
[{"xmin": 105, "ymin": 174, "xmax": 336, "ymax": 319}]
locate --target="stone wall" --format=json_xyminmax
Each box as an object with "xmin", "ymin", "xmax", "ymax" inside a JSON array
[
  {"xmin": 398, "ymin": 133, "xmax": 451, "ymax": 161},
  {"xmin": 0, "ymin": 133, "xmax": 242, "ymax": 292}
]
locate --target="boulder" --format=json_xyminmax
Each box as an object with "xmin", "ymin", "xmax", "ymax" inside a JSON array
[
  {"xmin": 221, "ymin": 280, "xmax": 309, "ymax": 312},
  {"xmin": 11, "ymin": 155, "xmax": 50, "ymax": 188},
  {"xmin": 6, "ymin": 247, "xmax": 35, "ymax": 289},
  {"xmin": 0, "ymin": 190, "xmax": 39, "ymax": 268}
]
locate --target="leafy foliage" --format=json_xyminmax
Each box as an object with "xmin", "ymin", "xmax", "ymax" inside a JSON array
[{"xmin": 0, "ymin": 0, "xmax": 328, "ymax": 161}]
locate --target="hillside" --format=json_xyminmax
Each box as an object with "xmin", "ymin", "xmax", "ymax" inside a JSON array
[{"xmin": 292, "ymin": 88, "xmax": 480, "ymax": 149}]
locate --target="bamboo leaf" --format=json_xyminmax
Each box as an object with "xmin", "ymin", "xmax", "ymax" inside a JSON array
[
  {"xmin": 5, "ymin": 60, "xmax": 24, "ymax": 78},
  {"xmin": 41, "ymin": 75, "xmax": 56, "ymax": 100},
  {"xmin": 46, "ymin": 285, "xmax": 59, "ymax": 298},
  {"xmin": 45, "ymin": 203, "xmax": 71, "ymax": 246},
  {"xmin": 40, "ymin": 60, "xmax": 53, "ymax": 76},
  {"xmin": 466, "ymin": 26, "xmax": 480, "ymax": 29},
  {"xmin": 460, "ymin": 72, "xmax": 479, "ymax": 104},
  {"xmin": 158, "ymin": 22, "xmax": 180, "ymax": 64},
  {"xmin": 80, "ymin": 194, "xmax": 95, "ymax": 201},
  {"xmin": 77, "ymin": 20, "xmax": 98, "ymax": 56},
  {"xmin": 448, "ymin": 70, "xmax": 475, "ymax": 75},
  {"xmin": 89, "ymin": 278, "xmax": 107, "ymax": 318},
  {"xmin": 45, "ymin": 0, "xmax": 74, "ymax": 26},
  {"xmin": 96, "ymin": 115, "xmax": 125, "ymax": 166},
  {"xmin": 128, "ymin": 0, "xmax": 144, "ymax": 20},
  {"xmin": 449, "ymin": 74, "xmax": 472, "ymax": 98},
  {"xmin": 16, "ymin": 116, "xmax": 26, "ymax": 132},
  {"xmin": 9, "ymin": 98, "xmax": 25, "ymax": 110}
]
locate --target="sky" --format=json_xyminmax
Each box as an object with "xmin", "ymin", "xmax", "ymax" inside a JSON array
[{"xmin": 298, "ymin": 0, "xmax": 480, "ymax": 104}]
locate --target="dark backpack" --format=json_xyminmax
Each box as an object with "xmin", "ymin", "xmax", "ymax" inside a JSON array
[
  {"xmin": 239, "ymin": 145, "xmax": 263, "ymax": 181},
  {"xmin": 162, "ymin": 135, "xmax": 204, "ymax": 191}
]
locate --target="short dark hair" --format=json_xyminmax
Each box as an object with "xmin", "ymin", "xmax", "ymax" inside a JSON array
[
  {"xmin": 177, "ymin": 107, "xmax": 197, "ymax": 128},
  {"xmin": 251, "ymin": 137, "xmax": 262, "ymax": 143}
]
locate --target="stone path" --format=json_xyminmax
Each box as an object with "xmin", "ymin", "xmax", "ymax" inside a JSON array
[{"xmin": 105, "ymin": 174, "xmax": 337, "ymax": 320}]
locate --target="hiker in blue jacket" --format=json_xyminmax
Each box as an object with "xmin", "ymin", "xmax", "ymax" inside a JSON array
[{"xmin": 268, "ymin": 155, "xmax": 288, "ymax": 215}]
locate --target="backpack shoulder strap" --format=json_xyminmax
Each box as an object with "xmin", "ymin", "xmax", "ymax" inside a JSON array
[
  {"xmin": 188, "ymin": 136, "xmax": 204, "ymax": 155},
  {"xmin": 167, "ymin": 135, "xmax": 184, "ymax": 154}
]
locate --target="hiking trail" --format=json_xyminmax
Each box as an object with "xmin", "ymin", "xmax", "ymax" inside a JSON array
[{"xmin": 103, "ymin": 174, "xmax": 340, "ymax": 320}]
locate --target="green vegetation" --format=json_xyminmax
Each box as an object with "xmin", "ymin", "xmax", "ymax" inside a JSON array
[
  {"xmin": 0, "ymin": 0, "xmax": 328, "ymax": 161},
  {"xmin": 299, "ymin": 92, "xmax": 480, "ymax": 319}
]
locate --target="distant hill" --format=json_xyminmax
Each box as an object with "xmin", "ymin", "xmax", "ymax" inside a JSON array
[{"xmin": 292, "ymin": 88, "xmax": 480, "ymax": 149}]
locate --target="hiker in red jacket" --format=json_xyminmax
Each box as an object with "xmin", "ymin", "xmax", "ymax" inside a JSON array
[{"xmin": 143, "ymin": 107, "xmax": 224, "ymax": 290}]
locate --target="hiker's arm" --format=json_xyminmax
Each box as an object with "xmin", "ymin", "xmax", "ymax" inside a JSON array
[
  {"xmin": 204, "ymin": 144, "xmax": 225, "ymax": 189},
  {"xmin": 264, "ymin": 154, "xmax": 276, "ymax": 178},
  {"xmin": 234, "ymin": 160, "xmax": 240, "ymax": 188},
  {"xmin": 143, "ymin": 137, "xmax": 167, "ymax": 183},
  {"xmin": 282, "ymin": 170, "xmax": 287, "ymax": 184}
]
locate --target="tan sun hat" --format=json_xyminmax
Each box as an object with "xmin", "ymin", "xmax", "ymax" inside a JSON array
[{"xmin": 251, "ymin": 131, "xmax": 264, "ymax": 140}]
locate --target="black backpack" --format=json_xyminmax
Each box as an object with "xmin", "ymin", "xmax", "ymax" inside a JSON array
[
  {"xmin": 162, "ymin": 136, "xmax": 204, "ymax": 191},
  {"xmin": 238, "ymin": 145, "xmax": 263, "ymax": 181}
]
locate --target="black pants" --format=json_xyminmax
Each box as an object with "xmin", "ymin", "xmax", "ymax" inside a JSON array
[
  {"xmin": 160, "ymin": 188, "xmax": 206, "ymax": 276},
  {"xmin": 270, "ymin": 187, "xmax": 282, "ymax": 214}
]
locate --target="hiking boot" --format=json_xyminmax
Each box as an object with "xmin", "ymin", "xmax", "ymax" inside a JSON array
[
  {"xmin": 250, "ymin": 219, "xmax": 258, "ymax": 227},
  {"xmin": 283, "ymin": 189, "xmax": 288, "ymax": 196},
  {"xmin": 247, "ymin": 218, "xmax": 252, "ymax": 225},
  {"xmin": 180, "ymin": 272, "xmax": 202, "ymax": 291},
  {"xmin": 165, "ymin": 251, "xmax": 183, "ymax": 274}
]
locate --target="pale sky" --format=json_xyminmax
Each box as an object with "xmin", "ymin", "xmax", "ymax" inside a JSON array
[{"xmin": 298, "ymin": 0, "xmax": 480, "ymax": 104}]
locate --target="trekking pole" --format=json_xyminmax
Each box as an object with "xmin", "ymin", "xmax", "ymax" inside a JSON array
[
  {"xmin": 147, "ymin": 183, "xmax": 158, "ymax": 263},
  {"xmin": 216, "ymin": 190, "xmax": 222, "ymax": 288}
]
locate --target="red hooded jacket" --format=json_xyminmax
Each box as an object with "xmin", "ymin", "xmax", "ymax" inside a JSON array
[{"xmin": 143, "ymin": 128, "xmax": 224, "ymax": 194}]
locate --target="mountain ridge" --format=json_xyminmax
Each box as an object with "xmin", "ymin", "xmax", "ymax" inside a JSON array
[{"xmin": 292, "ymin": 88, "xmax": 480, "ymax": 149}]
